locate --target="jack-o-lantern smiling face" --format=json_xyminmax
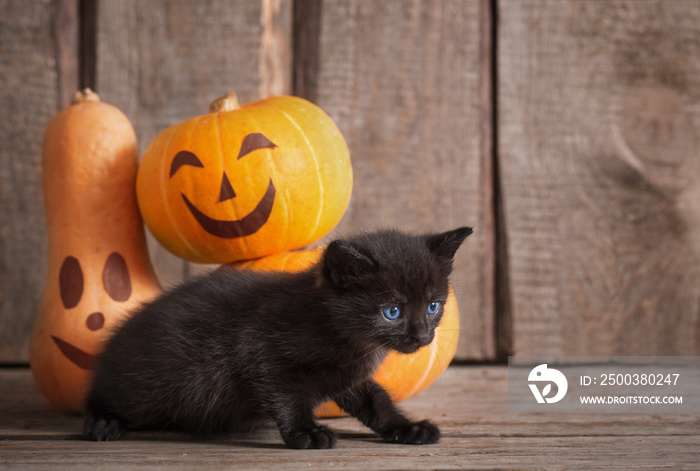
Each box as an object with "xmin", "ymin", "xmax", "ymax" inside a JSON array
[
  {"xmin": 170, "ymin": 133, "xmax": 278, "ymax": 239},
  {"xmin": 137, "ymin": 93, "xmax": 353, "ymax": 264},
  {"xmin": 51, "ymin": 253, "xmax": 132, "ymax": 370}
]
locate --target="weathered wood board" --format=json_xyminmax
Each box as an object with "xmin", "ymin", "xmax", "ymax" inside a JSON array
[
  {"xmin": 0, "ymin": 0, "xmax": 79, "ymax": 363},
  {"xmin": 2, "ymin": 366, "xmax": 699, "ymax": 470},
  {"xmin": 94, "ymin": 0, "xmax": 292, "ymax": 287},
  {"xmin": 303, "ymin": 0, "xmax": 495, "ymax": 360},
  {"xmin": 498, "ymin": 0, "xmax": 700, "ymax": 355},
  {"xmin": 5, "ymin": 0, "xmax": 698, "ymax": 366}
]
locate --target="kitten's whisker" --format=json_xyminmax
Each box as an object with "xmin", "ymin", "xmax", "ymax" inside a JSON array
[
  {"xmin": 437, "ymin": 327, "xmax": 479, "ymax": 335},
  {"xmin": 343, "ymin": 341, "xmax": 391, "ymax": 368},
  {"xmin": 432, "ymin": 341, "xmax": 453, "ymax": 362},
  {"xmin": 428, "ymin": 337, "xmax": 449, "ymax": 358}
]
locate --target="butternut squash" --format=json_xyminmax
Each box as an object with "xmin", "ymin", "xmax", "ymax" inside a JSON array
[{"xmin": 30, "ymin": 89, "xmax": 162, "ymax": 412}]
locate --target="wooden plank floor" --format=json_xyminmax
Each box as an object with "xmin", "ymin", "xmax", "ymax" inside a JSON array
[{"xmin": 1, "ymin": 366, "xmax": 698, "ymax": 470}]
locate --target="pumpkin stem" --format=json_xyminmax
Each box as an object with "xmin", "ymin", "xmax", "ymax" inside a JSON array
[
  {"xmin": 209, "ymin": 92, "xmax": 241, "ymax": 113},
  {"xmin": 71, "ymin": 88, "xmax": 101, "ymax": 105}
]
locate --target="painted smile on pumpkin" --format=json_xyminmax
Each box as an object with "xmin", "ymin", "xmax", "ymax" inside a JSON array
[
  {"xmin": 181, "ymin": 179, "xmax": 276, "ymax": 239},
  {"xmin": 51, "ymin": 336, "xmax": 97, "ymax": 370},
  {"xmin": 171, "ymin": 133, "xmax": 279, "ymax": 239}
]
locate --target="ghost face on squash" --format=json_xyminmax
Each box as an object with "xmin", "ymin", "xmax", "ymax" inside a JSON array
[
  {"xmin": 48, "ymin": 253, "xmax": 131, "ymax": 370},
  {"xmin": 30, "ymin": 247, "xmax": 160, "ymax": 412},
  {"xmin": 136, "ymin": 93, "xmax": 353, "ymax": 264},
  {"xmin": 30, "ymin": 217, "xmax": 161, "ymax": 416}
]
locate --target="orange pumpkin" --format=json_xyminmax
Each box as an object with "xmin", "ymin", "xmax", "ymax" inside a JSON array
[
  {"xmin": 231, "ymin": 249, "xmax": 460, "ymax": 418},
  {"xmin": 30, "ymin": 89, "xmax": 162, "ymax": 412},
  {"xmin": 136, "ymin": 92, "xmax": 353, "ymax": 264}
]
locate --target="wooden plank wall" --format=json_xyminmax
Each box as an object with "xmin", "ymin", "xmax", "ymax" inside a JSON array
[
  {"xmin": 498, "ymin": 0, "xmax": 700, "ymax": 356},
  {"xmin": 0, "ymin": 0, "xmax": 79, "ymax": 363},
  {"xmin": 297, "ymin": 0, "xmax": 495, "ymax": 360},
  {"xmin": 2, "ymin": 0, "xmax": 699, "ymax": 364}
]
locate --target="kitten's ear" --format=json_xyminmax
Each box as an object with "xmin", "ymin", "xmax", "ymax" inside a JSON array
[
  {"xmin": 426, "ymin": 227, "xmax": 473, "ymax": 261},
  {"xmin": 323, "ymin": 240, "xmax": 377, "ymax": 288}
]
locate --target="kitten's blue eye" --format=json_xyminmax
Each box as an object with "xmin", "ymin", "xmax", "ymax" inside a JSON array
[
  {"xmin": 427, "ymin": 302, "xmax": 441, "ymax": 316},
  {"xmin": 382, "ymin": 306, "xmax": 402, "ymax": 320}
]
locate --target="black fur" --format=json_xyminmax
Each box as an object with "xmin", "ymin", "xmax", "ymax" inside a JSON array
[{"xmin": 83, "ymin": 227, "xmax": 471, "ymax": 449}]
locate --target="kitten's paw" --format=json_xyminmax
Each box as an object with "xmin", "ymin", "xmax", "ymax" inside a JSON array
[
  {"xmin": 380, "ymin": 420, "xmax": 440, "ymax": 445},
  {"xmin": 283, "ymin": 425, "xmax": 338, "ymax": 449},
  {"xmin": 83, "ymin": 413, "xmax": 125, "ymax": 442}
]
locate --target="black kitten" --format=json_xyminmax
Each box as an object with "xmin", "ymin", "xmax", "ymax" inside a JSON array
[{"xmin": 83, "ymin": 227, "xmax": 471, "ymax": 449}]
